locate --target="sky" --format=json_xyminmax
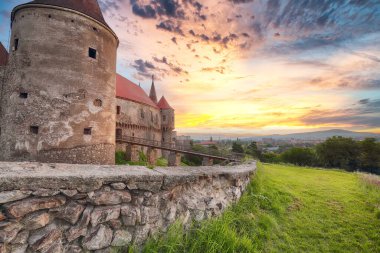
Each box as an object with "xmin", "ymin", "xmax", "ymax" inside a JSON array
[{"xmin": 1, "ymin": 0, "xmax": 380, "ymax": 137}]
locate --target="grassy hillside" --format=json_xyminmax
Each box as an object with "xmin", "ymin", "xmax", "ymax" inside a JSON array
[{"xmin": 134, "ymin": 163, "xmax": 380, "ymax": 253}]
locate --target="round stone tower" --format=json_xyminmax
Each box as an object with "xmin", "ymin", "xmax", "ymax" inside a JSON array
[
  {"xmin": 0, "ymin": 0, "xmax": 119, "ymax": 164},
  {"xmin": 158, "ymin": 96, "xmax": 175, "ymax": 144}
]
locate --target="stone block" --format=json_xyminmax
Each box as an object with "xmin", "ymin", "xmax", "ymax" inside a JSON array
[
  {"xmin": 60, "ymin": 189, "xmax": 78, "ymax": 197},
  {"xmin": 21, "ymin": 211, "xmax": 51, "ymax": 230},
  {"xmin": 141, "ymin": 206, "xmax": 160, "ymax": 225},
  {"xmin": 121, "ymin": 205, "xmax": 141, "ymax": 226},
  {"xmin": 65, "ymin": 206, "xmax": 93, "ymax": 242},
  {"xmin": 0, "ymin": 191, "xmax": 31, "ymax": 204},
  {"xmin": 10, "ymin": 230, "xmax": 29, "ymax": 245},
  {"xmin": 134, "ymin": 225, "xmax": 150, "ymax": 245},
  {"xmin": 89, "ymin": 190, "xmax": 131, "ymax": 205},
  {"xmin": 91, "ymin": 205, "xmax": 120, "ymax": 227},
  {"xmin": 10, "ymin": 243, "xmax": 28, "ymax": 253},
  {"xmin": 82, "ymin": 225, "xmax": 113, "ymax": 251},
  {"xmin": 0, "ymin": 213, "xmax": 5, "ymax": 222},
  {"xmin": 111, "ymin": 230, "xmax": 132, "ymax": 247},
  {"xmin": 55, "ymin": 201, "xmax": 85, "ymax": 225},
  {"xmin": 5, "ymin": 196, "xmax": 66, "ymax": 218},
  {"xmin": 0, "ymin": 222, "xmax": 23, "ymax": 243},
  {"xmin": 110, "ymin": 182, "xmax": 126, "ymax": 190},
  {"xmin": 30, "ymin": 229, "xmax": 62, "ymax": 252}
]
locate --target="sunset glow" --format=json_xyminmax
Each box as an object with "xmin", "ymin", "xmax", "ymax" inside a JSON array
[{"xmin": 1, "ymin": 0, "xmax": 379, "ymax": 136}]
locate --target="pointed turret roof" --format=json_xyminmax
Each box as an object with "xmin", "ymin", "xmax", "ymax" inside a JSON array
[
  {"xmin": 116, "ymin": 74, "xmax": 158, "ymax": 108},
  {"xmin": 0, "ymin": 42, "xmax": 8, "ymax": 66},
  {"xmin": 157, "ymin": 96, "xmax": 173, "ymax": 110},
  {"xmin": 149, "ymin": 75, "xmax": 158, "ymax": 104},
  {"xmin": 13, "ymin": 0, "xmax": 110, "ymax": 28}
]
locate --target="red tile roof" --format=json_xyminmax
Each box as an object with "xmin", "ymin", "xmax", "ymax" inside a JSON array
[
  {"xmin": 157, "ymin": 96, "xmax": 173, "ymax": 110},
  {"xmin": 17, "ymin": 0, "xmax": 109, "ymax": 28},
  {"xmin": 116, "ymin": 74, "xmax": 158, "ymax": 108},
  {"xmin": 0, "ymin": 42, "xmax": 8, "ymax": 66}
]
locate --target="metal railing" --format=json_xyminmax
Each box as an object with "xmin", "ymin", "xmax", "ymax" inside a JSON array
[{"xmin": 116, "ymin": 134, "xmax": 243, "ymax": 162}]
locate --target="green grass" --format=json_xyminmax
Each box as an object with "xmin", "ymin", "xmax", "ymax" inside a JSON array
[{"xmin": 134, "ymin": 163, "xmax": 380, "ymax": 253}]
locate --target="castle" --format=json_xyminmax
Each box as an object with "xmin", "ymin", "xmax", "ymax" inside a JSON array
[{"xmin": 0, "ymin": 0, "xmax": 176, "ymax": 165}]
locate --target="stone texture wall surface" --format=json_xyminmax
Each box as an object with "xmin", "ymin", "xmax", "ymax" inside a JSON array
[
  {"xmin": 0, "ymin": 162, "xmax": 256, "ymax": 253},
  {"xmin": 0, "ymin": 6, "xmax": 118, "ymax": 164}
]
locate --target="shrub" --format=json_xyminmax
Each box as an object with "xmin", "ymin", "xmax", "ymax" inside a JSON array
[
  {"xmin": 280, "ymin": 147, "xmax": 316, "ymax": 166},
  {"xmin": 316, "ymin": 136, "xmax": 360, "ymax": 171},
  {"xmin": 115, "ymin": 151, "xmax": 128, "ymax": 165}
]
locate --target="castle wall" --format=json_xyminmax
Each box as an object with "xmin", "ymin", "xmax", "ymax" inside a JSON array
[
  {"xmin": 0, "ymin": 66, "xmax": 5, "ymax": 124},
  {"xmin": 116, "ymin": 98, "xmax": 162, "ymax": 158},
  {"xmin": 0, "ymin": 7, "xmax": 118, "ymax": 164},
  {"xmin": 161, "ymin": 108, "xmax": 175, "ymax": 131},
  {"xmin": 0, "ymin": 161, "xmax": 256, "ymax": 252}
]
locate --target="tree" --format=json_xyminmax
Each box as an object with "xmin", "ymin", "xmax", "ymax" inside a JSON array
[
  {"xmin": 260, "ymin": 152, "xmax": 281, "ymax": 163},
  {"xmin": 246, "ymin": 141, "xmax": 261, "ymax": 158},
  {"xmin": 358, "ymin": 138, "xmax": 380, "ymax": 174},
  {"xmin": 280, "ymin": 147, "xmax": 316, "ymax": 166},
  {"xmin": 232, "ymin": 142, "xmax": 244, "ymax": 153},
  {"xmin": 316, "ymin": 136, "xmax": 360, "ymax": 171}
]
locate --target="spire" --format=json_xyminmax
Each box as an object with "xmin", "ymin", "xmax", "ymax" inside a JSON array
[{"xmin": 149, "ymin": 75, "xmax": 158, "ymax": 104}]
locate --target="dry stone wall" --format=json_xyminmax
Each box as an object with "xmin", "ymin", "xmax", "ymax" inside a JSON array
[{"xmin": 0, "ymin": 162, "xmax": 256, "ymax": 253}]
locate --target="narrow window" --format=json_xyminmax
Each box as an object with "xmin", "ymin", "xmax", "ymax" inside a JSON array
[
  {"xmin": 93, "ymin": 99, "xmax": 102, "ymax": 107},
  {"xmin": 116, "ymin": 128, "xmax": 122, "ymax": 137},
  {"xmin": 116, "ymin": 106, "xmax": 121, "ymax": 115},
  {"xmin": 14, "ymin": 39, "xmax": 19, "ymax": 51},
  {"xmin": 163, "ymin": 115, "xmax": 166, "ymax": 121},
  {"xmin": 48, "ymin": 14, "xmax": 52, "ymax": 18},
  {"xmin": 19, "ymin": 92, "xmax": 28, "ymax": 99},
  {"xmin": 30, "ymin": 126, "xmax": 39, "ymax": 134},
  {"xmin": 84, "ymin": 128, "xmax": 92, "ymax": 135},
  {"xmin": 93, "ymin": 27, "xmax": 98, "ymax": 32},
  {"xmin": 141, "ymin": 110, "xmax": 144, "ymax": 119},
  {"xmin": 89, "ymin": 48, "xmax": 97, "ymax": 59}
]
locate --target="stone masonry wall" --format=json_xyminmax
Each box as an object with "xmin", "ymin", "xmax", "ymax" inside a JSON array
[{"xmin": 0, "ymin": 162, "xmax": 256, "ymax": 253}]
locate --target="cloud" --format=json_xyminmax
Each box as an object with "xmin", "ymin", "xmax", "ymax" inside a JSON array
[
  {"xmin": 359, "ymin": 99, "xmax": 370, "ymax": 105},
  {"xmin": 228, "ymin": 0, "xmax": 254, "ymax": 4},
  {"xmin": 131, "ymin": 1, "xmax": 157, "ymax": 19},
  {"xmin": 202, "ymin": 66, "xmax": 226, "ymax": 74},
  {"xmin": 300, "ymin": 99, "xmax": 380, "ymax": 128},
  {"xmin": 153, "ymin": 56, "xmax": 188, "ymax": 75},
  {"xmin": 131, "ymin": 59, "xmax": 157, "ymax": 78},
  {"xmin": 156, "ymin": 20, "xmax": 184, "ymax": 35},
  {"xmin": 99, "ymin": 0, "xmax": 122, "ymax": 13}
]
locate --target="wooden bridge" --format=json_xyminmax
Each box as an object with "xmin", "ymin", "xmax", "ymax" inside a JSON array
[{"xmin": 116, "ymin": 135, "xmax": 242, "ymax": 166}]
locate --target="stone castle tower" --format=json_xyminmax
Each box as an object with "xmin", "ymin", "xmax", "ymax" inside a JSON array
[
  {"xmin": 158, "ymin": 96, "xmax": 175, "ymax": 144},
  {"xmin": 0, "ymin": 0, "xmax": 119, "ymax": 164}
]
